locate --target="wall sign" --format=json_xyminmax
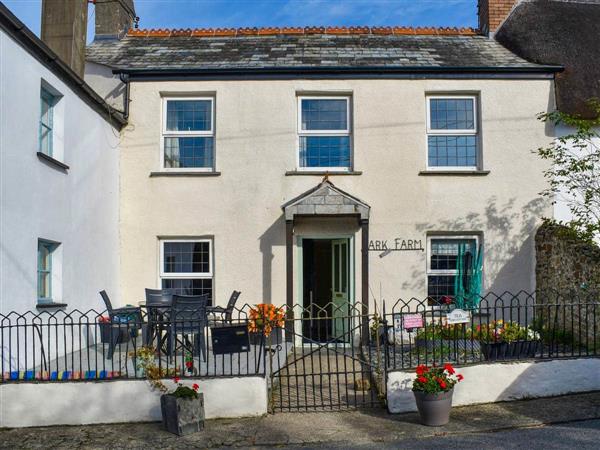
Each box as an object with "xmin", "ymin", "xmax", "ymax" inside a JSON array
[
  {"xmin": 368, "ymin": 239, "xmax": 424, "ymax": 252},
  {"xmin": 394, "ymin": 313, "xmax": 424, "ymax": 332},
  {"xmin": 446, "ymin": 309, "xmax": 471, "ymax": 325}
]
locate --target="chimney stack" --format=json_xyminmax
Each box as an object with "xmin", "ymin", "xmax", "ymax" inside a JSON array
[
  {"xmin": 478, "ymin": 0, "xmax": 518, "ymax": 35},
  {"xmin": 95, "ymin": 0, "xmax": 136, "ymax": 40},
  {"xmin": 40, "ymin": 0, "xmax": 88, "ymax": 78}
]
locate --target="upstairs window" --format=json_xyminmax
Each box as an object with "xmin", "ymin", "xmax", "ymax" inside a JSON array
[
  {"xmin": 159, "ymin": 239, "xmax": 213, "ymax": 304},
  {"xmin": 427, "ymin": 96, "xmax": 478, "ymax": 169},
  {"xmin": 39, "ymin": 88, "xmax": 56, "ymax": 156},
  {"xmin": 298, "ymin": 97, "xmax": 351, "ymax": 170},
  {"xmin": 162, "ymin": 98, "xmax": 215, "ymax": 170}
]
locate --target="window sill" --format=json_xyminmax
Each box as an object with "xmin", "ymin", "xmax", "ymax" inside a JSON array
[
  {"xmin": 285, "ymin": 170, "xmax": 362, "ymax": 176},
  {"xmin": 37, "ymin": 152, "xmax": 69, "ymax": 172},
  {"xmin": 36, "ymin": 302, "xmax": 67, "ymax": 310},
  {"xmin": 419, "ymin": 170, "xmax": 490, "ymax": 176},
  {"xmin": 150, "ymin": 171, "xmax": 221, "ymax": 177}
]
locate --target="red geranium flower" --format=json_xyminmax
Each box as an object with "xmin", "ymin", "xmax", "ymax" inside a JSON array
[
  {"xmin": 444, "ymin": 363, "xmax": 455, "ymax": 375},
  {"xmin": 192, "ymin": 383, "xmax": 199, "ymax": 391},
  {"xmin": 417, "ymin": 376, "xmax": 427, "ymax": 384},
  {"xmin": 416, "ymin": 365, "xmax": 428, "ymax": 376},
  {"xmin": 437, "ymin": 379, "xmax": 447, "ymax": 389},
  {"xmin": 173, "ymin": 376, "xmax": 180, "ymax": 384},
  {"xmin": 185, "ymin": 361, "xmax": 193, "ymax": 368},
  {"xmin": 457, "ymin": 374, "xmax": 464, "ymax": 381}
]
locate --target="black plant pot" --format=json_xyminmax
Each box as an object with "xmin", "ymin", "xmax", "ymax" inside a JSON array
[
  {"xmin": 414, "ymin": 388, "xmax": 454, "ymax": 427},
  {"xmin": 249, "ymin": 328, "xmax": 284, "ymax": 347},
  {"xmin": 99, "ymin": 323, "xmax": 130, "ymax": 344},
  {"xmin": 415, "ymin": 339, "xmax": 480, "ymax": 353},
  {"xmin": 161, "ymin": 393, "xmax": 205, "ymax": 436},
  {"xmin": 480, "ymin": 340, "xmax": 540, "ymax": 361}
]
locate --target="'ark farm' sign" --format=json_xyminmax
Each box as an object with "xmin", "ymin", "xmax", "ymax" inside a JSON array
[{"xmin": 368, "ymin": 238, "xmax": 424, "ymax": 252}]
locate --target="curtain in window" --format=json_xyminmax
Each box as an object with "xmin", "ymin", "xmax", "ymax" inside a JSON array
[{"xmin": 454, "ymin": 243, "xmax": 483, "ymax": 309}]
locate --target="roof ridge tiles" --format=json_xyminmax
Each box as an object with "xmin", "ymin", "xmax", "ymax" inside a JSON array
[{"xmin": 125, "ymin": 26, "xmax": 479, "ymax": 38}]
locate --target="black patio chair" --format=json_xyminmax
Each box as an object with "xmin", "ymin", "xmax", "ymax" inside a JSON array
[
  {"xmin": 167, "ymin": 294, "xmax": 209, "ymax": 362},
  {"xmin": 210, "ymin": 290, "xmax": 241, "ymax": 323},
  {"xmin": 99, "ymin": 290, "xmax": 143, "ymax": 359},
  {"xmin": 144, "ymin": 288, "xmax": 175, "ymax": 346}
]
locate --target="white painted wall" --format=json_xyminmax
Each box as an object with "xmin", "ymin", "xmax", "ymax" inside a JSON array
[
  {"xmin": 84, "ymin": 61, "xmax": 126, "ymax": 111},
  {"xmin": 119, "ymin": 78, "xmax": 554, "ymax": 308},
  {"xmin": 553, "ymin": 123, "xmax": 600, "ymax": 244},
  {"xmin": 387, "ymin": 358, "xmax": 600, "ymax": 413},
  {"xmin": 0, "ymin": 29, "xmax": 121, "ymax": 314},
  {"xmin": 0, "ymin": 376, "xmax": 268, "ymax": 428}
]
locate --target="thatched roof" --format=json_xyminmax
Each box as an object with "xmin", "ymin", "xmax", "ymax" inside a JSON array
[{"xmin": 496, "ymin": 0, "xmax": 600, "ymax": 118}]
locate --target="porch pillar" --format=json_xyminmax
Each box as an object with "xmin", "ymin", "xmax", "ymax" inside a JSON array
[
  {"xmin": 360, "ymin": 218, "xmax": 370, "ymax": 345},
  {"xmin": 285, "ymin": 219, "xmax": 294, "ymax": 343}
]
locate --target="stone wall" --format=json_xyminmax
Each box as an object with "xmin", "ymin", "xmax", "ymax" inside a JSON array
[
  {"xmin": 536, "ymin": 222, "xmax": 600, "ymax": 293},
  {"xmin": 535, "ymin": 222, "xmax": 600, "ymax": 349}
]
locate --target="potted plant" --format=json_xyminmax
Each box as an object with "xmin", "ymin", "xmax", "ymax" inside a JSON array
[
  {"xmin": 247, "ymin": 303, "xmax": 285, "ymax": 347},
  {"xmin": 473, "ymin": 320, "xmax": 541, "ymax": 360},
  {"xmin": 415, "ymin": 323, "xmax": 480, "ymax": 353},
  {"xmin": 412, "ymin": 363, "xmax": 464, "ymax": 426},
  {"xmin": 160, "ymin": 377, "xmax": 204, "ymax": 436}
]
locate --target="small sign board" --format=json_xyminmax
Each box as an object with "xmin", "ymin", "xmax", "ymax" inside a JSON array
[
  {"xmin": 446, "ymin": 309, "xmax": 471, "ymax": 325},
  {"xmin": 394, "ymin": 313, "xmax": 424, "ymax": 331}
]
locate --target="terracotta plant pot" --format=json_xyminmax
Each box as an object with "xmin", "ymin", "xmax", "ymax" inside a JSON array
[
  {"xmin": 160, "ymin": 393, "xmax": 205, "ymax": 436},
  {"xmin": 413, "ymin": 388, "xmax": 454, "ymax": 426}
]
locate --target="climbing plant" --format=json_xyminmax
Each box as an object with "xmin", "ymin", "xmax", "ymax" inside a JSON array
[{"xmin": 536, "ymin": 99, "xmax": 600, "ymax": 242}]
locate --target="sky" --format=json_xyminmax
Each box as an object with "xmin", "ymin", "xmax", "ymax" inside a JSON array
[{"xmin": 4, "ymin": 0, "xmax": 478, "ymax": 42}]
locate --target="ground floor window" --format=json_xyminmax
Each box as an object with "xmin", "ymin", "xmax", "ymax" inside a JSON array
[
  {"xmin": 159, "ymin": 239, "xmax": 213, "ymax": 304},
  {"xmin": 427, "ymin": 235, "xmax": 479, "ymax": 303},
  {"xmin": 37, "ymin": 239, "xmax": 60, "ymax": 304}
]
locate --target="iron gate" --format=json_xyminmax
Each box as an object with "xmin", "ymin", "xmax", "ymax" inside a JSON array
[{"xmin": 268, "ymin": 302, "xmax": 385, "ymax": 412}]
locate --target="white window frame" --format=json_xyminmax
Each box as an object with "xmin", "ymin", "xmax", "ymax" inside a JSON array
[
  {"xmin": 160, "ymin": 97, "xmax": 215, "ymax": 172},
  {"xmin": 426, "ymin": 95, "xmax": 479, "ymax": 171},
  {"xmin": 426, "ymin": 234, "xmax": 480, "ymax": 276},
  {"xmin": 159, "ymin": 238, "xmax": 213, "ymax": 280},
  {"xmin": 297, "ymin": 96, "xmax": 352, "ymax": 172}
]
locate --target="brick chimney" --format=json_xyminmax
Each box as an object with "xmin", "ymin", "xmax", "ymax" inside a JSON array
[
  {"xmin": 95, "ymin": 0, "xmax": 136, "ymax": 40},
  {"xmin": 40, "ymin": 0, "xmax": 88, "ymax": 77},
  {"xmin": 478, "ymin": 0, "xmax": 518, "ymax": 35}
]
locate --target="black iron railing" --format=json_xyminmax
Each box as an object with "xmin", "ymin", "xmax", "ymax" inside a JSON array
[
  {"xmin": 381, "ymin": 290, "xmax": 599, "ymax": 371},
  {"xmin": 0, "ymin": 305, "xmax": 287, "ymax": 382}
]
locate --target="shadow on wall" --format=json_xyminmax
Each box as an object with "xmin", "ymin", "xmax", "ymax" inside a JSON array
[
  {"xmin": 398, "ymin": 196, "xmax": 547, "ymax": 294},
  {"xmin": 258, "ymin": 215, "xmax": 286, "ymax": 305}
]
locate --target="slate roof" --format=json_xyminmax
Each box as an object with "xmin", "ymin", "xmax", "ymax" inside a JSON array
[
  {"xmin": 86, "ymin": 30, "xmax": 555, "ymax": 73},
  {"xmin": 495, "ymin": 0, "xmax": 600, "ymax": 118}
]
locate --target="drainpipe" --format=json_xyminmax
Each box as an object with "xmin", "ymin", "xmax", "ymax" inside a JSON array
[{"xmin": 118, "ymin": 73, "xmax": 130, "ymax": 120}]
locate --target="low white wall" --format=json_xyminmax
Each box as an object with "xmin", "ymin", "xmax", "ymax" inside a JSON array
[
  {"xmin": 387, "ymin": 358, "xmax": 600, "ymax": 413},
  {"xmin": 0, "ymin": 377, "xmax": 267, "ymax": 428}
]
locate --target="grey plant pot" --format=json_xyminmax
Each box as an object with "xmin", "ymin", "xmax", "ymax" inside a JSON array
[
  {"xmin": 161, "ymin": 393, "xmax": 205, "ymax": 436},
  {"xmin": 413, "ymin": 388, "xmax": 454, "ymax": 427}
]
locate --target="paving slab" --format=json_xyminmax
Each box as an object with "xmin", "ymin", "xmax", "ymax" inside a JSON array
[{"xmin": 0, "ymin": 391, "xmax": 599, "ymax": 449}]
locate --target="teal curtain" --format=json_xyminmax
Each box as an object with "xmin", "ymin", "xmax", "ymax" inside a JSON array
[{"xmin": 454, "ymin": 243, "xmax": 483, "ymax": 310}]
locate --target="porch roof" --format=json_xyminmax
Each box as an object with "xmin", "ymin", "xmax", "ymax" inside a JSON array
[{"xmin": 282, "ymin": 179, "xmax": 370, "ymax": 221}]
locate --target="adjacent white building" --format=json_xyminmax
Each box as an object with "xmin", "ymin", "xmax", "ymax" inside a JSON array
[{"xmin": 0, "ymin": 4, "xmax": 125, "ymax": 314}]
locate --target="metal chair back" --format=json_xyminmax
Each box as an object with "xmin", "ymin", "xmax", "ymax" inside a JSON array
[
  {"xmin": 224, "ymin": 290, "xmax": 241, "ymax": 322},
  {"xmin": 145, "ymin": 288, "xmax": 174, "ymax": 307}
]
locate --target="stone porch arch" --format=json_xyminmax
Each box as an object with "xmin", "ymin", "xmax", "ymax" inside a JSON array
[{"xmin": 282, "ymin": 179, "xmax": 371, "ymax": 342}]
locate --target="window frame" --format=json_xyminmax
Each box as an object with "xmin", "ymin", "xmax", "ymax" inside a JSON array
[
  {"xmin": 297, "ymin": 95, "xmax": 352, "ymax": 172},
  {"xmin": 426, "ymin": 234, "xmax": 480, "ymax": 276},
  {"xmin": 425, "ymin": 95, "xmax": 479, "ymax": 171},
  {"xmin": 159, "ymin": 238, "xmax": 213, "ymax": 279},
  {"xmin": 37, "ymin": 239, "xmax": 57, "ymax": 304},
  {"xmin": 39, "ymin": 88, "xmax": 55, "ymax": 157},
  {"xmin": 160, "ymin": 97, "xmax": 215, "ymax": 172}
]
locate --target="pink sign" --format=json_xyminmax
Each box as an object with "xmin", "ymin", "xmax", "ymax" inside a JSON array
[{"xmin": 402, "ymin": 314, "xmax": 424, "ymax": 330}]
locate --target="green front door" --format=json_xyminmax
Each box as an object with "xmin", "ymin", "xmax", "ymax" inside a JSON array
[{"xmin": 331, "ymin": 239, "xmax": 350, "ymax": 341}]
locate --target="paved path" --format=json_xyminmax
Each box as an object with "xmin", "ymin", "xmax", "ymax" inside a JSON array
[{"xmin": 1, "ymin": 392, "xmax": 599, "ymax": 448}]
